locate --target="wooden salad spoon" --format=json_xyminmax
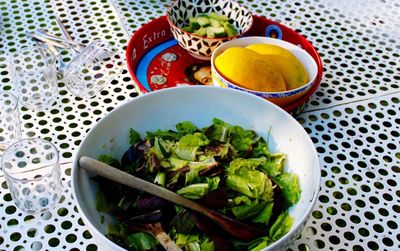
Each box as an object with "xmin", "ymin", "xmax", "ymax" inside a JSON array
[{"xmin": 79, "ymin": 156, "xmax": 266, "ymax": 241}]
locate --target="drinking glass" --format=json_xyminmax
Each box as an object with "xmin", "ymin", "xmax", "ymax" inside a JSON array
[
  {"xmin": 63, "ymin": 40, "xmax": 123, "ymax": 98},
  {"xmin": 0, "ymin": 91, "xmax": 21, "ymax": 154},
  {"xmin": 1, "ymin": 138, "xmax": 62, "ymax": 214},
  {"xmin": 10, "ymin": 44, "xmax": 58, "ymax": 110}
]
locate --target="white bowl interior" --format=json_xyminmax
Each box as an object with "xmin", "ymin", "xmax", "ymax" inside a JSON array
[
  {"xmin": 211, "ymin": 37, "xmax": 318, "ymax": 94},
  {"xmin": 72, "ymin": 86, "xmax": 320, "ymax": 250}
]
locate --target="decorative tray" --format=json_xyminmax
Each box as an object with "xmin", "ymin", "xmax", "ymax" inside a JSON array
[{"xmin": 126, "ymin": 15, "xmax": 323, "ymax": 115}]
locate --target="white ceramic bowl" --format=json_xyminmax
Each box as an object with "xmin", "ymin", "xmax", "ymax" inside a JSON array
[
  {"xmin": 211, "ymin": 37, "xmax": 318, "ymax": 107},
  {"xmin": 72, "ymin": 86, "xmax": 320, "ymax": 251}
]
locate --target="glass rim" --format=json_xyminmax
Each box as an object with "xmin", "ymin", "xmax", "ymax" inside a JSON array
[
  {"xmin": 9, "ymin": 44, "xmax": 57, "ymax": 73},
  {"xmin": 0, "ymin": 90, "xmax": 18, "ymax": 112},
  {"xmin": 1, "ymin": 138, "xmax": 60, "ymax": 181}
]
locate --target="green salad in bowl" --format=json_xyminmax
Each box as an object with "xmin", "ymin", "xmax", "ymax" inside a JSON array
[
  {"xmin": 93, "ymin": 118, "xmax": 301, "ymax": 251},
  {"xmin": 72, "ymin": 86, "xmax": 320, "ymax": 251}
]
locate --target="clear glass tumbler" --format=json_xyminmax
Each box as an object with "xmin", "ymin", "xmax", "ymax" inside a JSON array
[
  {"xmin": 0, "ymin": 91, "xmax": 21, "ymax": 154},
  {"xmin": 1, "ymin": 138, "xmax": 62, "ymax": 214},
  {"xmin": 64, "ymin": 40, "xmax": 123, "ymax": 98},
  {"xmin": 10, "ymin": 44, "xmax": 58, "ymax": 111}
]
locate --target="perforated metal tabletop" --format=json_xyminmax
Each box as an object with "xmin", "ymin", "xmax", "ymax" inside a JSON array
[{"xmin": 0, "ymin": 0, "xmax": 399, "ymax": 250}]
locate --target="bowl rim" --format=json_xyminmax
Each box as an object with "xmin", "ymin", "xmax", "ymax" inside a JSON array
[
  {"xmin": 72, "ymin": 86, "xmax": 321, "ymax": 251},
  {"xmin": 211, "ymin": 36, "xmax": 318, "ymax": 96},
  {"xmin": 165, "ymin": 0, "xmax": 254, "ymax": 41}
]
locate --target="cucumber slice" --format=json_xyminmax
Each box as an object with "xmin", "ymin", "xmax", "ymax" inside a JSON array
[
  {"xmin": 210, "ymin": 18, "xmax": 222, "ymax": 28},
  {"xmin": 193, "ymin": 27, "xmax": 207, "ymax": 37},
  {"xmin": 196, "ymin": 16, "xmax": 210, "ymax": 27},
  {"xmin": 206, "ymin": 26, "xmax": 226, "ymax": 38},
  {"xmin": 182, "ymin": 13, "xmax": 237, "ymax": 38},
  {"xmin": 223, "ymin": 22, "xmax": 237, "ymax": 37}
]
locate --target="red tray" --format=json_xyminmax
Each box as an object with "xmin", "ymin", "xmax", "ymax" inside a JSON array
[{"xmin": 126, "ymin": 15, "xmax": 323, "ymax": 115}]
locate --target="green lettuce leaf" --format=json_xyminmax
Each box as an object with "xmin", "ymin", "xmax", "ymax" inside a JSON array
[
  {"xmin": 247, "ymin": 236, "xmax": 273, "ymax": 251},
  {"xmin": 98, "ymin": 154, "xmax": 120, "ymax": 168},
  {"xmin": 177, "ymin": 183, "xmax": 210, "ymax": 199},
  {"xmin": 146, "ymin": 129, "xmax": 180, "ymax": 141},
  {"xmin": 204, "ymin": 124, "xmax": 230, "ymax": 142},
  {"xmin": 177, "ymin": 176, "xmax": 219, "ymax": 199},
  {"xmin": 174, "ymin": 133, "xmax": 210, "ymax": 161},
  {"xmin": 154, "ymin": 137, "xmax": 175, "ymax": 158},
  {"xmin": 261, "ymin": 153, "xmax": 286, "ymax": 177},
  {"xmin": 176, "ymin": 121, "xmax": 198, "ymax": 135},
  {"xmin": 225, "ymin": 159, "xmax": 274, "ymax": 201},
  {"xmin": 169, "ymin": 208, "xmax": 197, "ymax": 234},
  {"xmin": 268, "ymin": 210, "xmax": 294, "ymax": 241},
  {"xmin": 252, "ymin": 202, "xmax": 274, "ymax": 224},
  {"xmin": 127, "ymin": 232, "xmax": 158, "ymax": 251},
  {"xmin": 154, "ymin": 171, "xmax": 166, "ymax": 187},
  {"xmin": 272, "ymin": 173, "xmax": 301, "ymax": 206},
  {"xmin": 231, "ymin": 199, "xmax": 269, "ymax": 220},
  {"xmin": 204, "ymin": 143, "xmax": 231, "ymax": 159},
  {"xmin": 230, "ymin": 126, "xmax": 256, "ymax": 152},
  {"xmin": 226, "ymin": 158, "xmax": 266, "ymax": 173},
  {"xmin": 175, "ymin": 233, "xmax": 214, "ymax": 251},
  {"xmin": 168, "ymin": 156, "xmax": 189, "ymax": 170},
  {"xmin": 95, "ymin": 190, "xmax": 110, "ymax": 212},
  {"xmin": 250, "ymin": 137, "xmax": 271, "ymax": 158},
  {"xmin": 232, "ymin": 195, "xmax": 252, "ymax": 206},
  {"xmin": 185, "ymin": 157, "xmax": 219, "ymax": 184},
  {"xmin": 129, "ymin": 128, "xmax": 141, "ymax": 145}
]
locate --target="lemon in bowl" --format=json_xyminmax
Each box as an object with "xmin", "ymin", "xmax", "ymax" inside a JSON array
[{"xmin": 211, "ymin": 37, "xmax": 318, "ymax": 107}]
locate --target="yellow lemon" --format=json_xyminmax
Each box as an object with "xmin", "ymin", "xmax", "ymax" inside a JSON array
[
  {"xmin": 215, "ymin": 47, "xmax": 286, "ymax": 92},
  {"xmin": 246, "ymin": 44, "xmax": 295, "ymax": 58},
  {"xmin": 246, "ymin": 44, "xmax": 309, "ymax": 90},
  {"xmin": 262, "ymin": 54, "xmax": 309, "ymax": 90}
]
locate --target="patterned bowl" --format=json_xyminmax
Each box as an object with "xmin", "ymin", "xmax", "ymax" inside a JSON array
[
  {"xmin": 166, "ymin": 0, "xmax": 253, "ymax": 60},
  {"xmin": 211, "ymin": 36, "xmax": 318, "ymax": 107}
]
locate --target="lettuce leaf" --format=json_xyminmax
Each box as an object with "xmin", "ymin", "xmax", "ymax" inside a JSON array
[
  {"xmin": 174, "ymin": 232, "xmax": 214, "ymax": 251},
  {"xmin": 247, "ymin": 236, "xmax": 273, "ymax": 251},
  {"xmin": 177, "ymin": 183, "xmax": 210, "ymax": 199},
  {"xmin": 174, "ymin": 133, "xmax": 210, "ymax": 161},
  {"xmin": 230, "ymin": 126, "xmax": 256, "ymax": 152},
  {"xmin": 231, "ymin": 199, "xmax": 269, "ymax": 220},
  {"xmin": 204, "ymin": 123, "xmax": 230, "ymax": 142},
  {"xmin": 177, "ymin": 176, "xmax": 219, "ymax": 199},
  {"xmin": 176, "ymin": 121, "xmax": 198, "ymax": 135},
  {"xmin": 127, "ymin": 232, "xmax": 157, "ymax": 251},
  {"xmin": 261, "ymin": 153, "xmax": 286, "ymax": 177},
  {"xmin": 250, "ymin": 137, "xmax": 271, "ymax": 158},
  {"xmin": 272, "ymin": 173, "xmax": 301, "ymax": 206},
  {"xmin": 225, "ymin": 159, "xmax": 274, "ymax": 201},
  {"xmin": 252, "ymin": 202, "xmax": 274, "ymax": 224},
  {"xmin": 268, "ymin": 210, "xmax": 294, "ymax": 241},
  {"xmin": 129, "ymin": 128, "xmax": 141, "ymax": 145}
]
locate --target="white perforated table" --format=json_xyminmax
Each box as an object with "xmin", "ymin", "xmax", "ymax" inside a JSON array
[{"xmin": 0, "ymin": 0, "xmax": 399, "ymax": 250}]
